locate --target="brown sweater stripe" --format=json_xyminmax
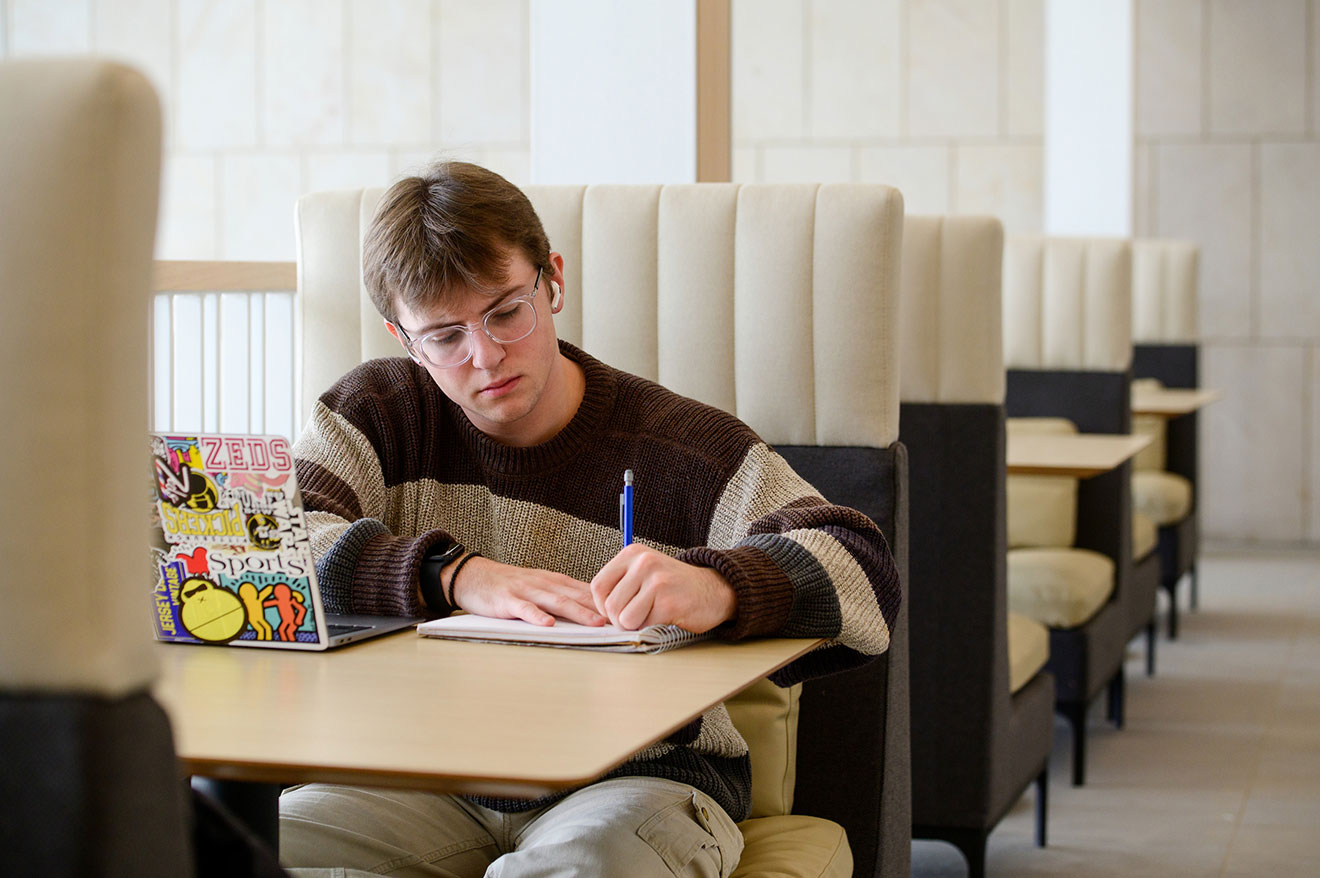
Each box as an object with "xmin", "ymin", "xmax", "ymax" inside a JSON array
[
  {"xmin": 295, "ymin": 459, "xmax": 364, "ymax": 521},
  {"xmin": 680, "ymin": 545, "xmax": 795, "ymax": 639}
]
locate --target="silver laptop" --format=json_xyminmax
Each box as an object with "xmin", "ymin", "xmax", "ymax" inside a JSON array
[{"xmin": 149, "ymin": 432, "xmax": 420, "ymax": 650}]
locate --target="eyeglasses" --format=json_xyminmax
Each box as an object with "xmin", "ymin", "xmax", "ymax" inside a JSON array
[{"xmin": 396, "ymin": 268, "xmax": 542, "ymax": 369}]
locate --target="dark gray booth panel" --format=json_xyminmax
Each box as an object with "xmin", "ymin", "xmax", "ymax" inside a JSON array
[
  {"xmin": 1134, "ymin": 343, "xmax": 1202, "ymax": 632},
  {"xmin": 1, "ymin": 690, "xmax": 193, "ymax": 877},
  {"xmin": 778, "ymin": 443, "xmax": 910, "ymax": 878},
  {"xmin": 901, "ymin": 402, "xmax": 1054, "ymax": 878}
]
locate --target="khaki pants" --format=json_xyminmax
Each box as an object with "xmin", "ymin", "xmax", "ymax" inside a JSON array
[{"xmin": 280, "ymin": 777, "xmax": 744, "ymax": 878}]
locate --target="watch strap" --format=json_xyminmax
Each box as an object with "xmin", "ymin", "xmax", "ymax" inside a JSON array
[{"xmin": 420, "ymin": 541, "xmax": 464, "ymax": 612}]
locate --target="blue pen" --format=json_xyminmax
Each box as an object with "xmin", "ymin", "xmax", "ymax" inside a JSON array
[{"xmin": 622, "ymin": 469, "xmax": 634, "ymax": 547}]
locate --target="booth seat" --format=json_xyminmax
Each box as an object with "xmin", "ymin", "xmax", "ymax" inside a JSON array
[
  {"xmin": 1002, "ymin": 235, "xmax": 1140, "ymax": 786},
  {"xmin": 1008, "ymin": 613, "xmax": 1051, "ymax": 695},
  {"xmin": 899, "ymin": 215, "xmax": 1053, "ymax": 877},
  {"xmin": 1131, "ymin": 379, "xmax": 1195, "ymax": 526},
  {"xmin": 0, "ymin": 58, "xmax": 194, "ymax": 875},
  {"xmin": 1006, "ymin": 419, "xmax": 1117, "ymax": 630},
  {"xmin": 726, "ymin": 682, "xmax": 851, "ymax": 878},
  {"xmin": 1133, "ymin": 512, "xmax": 1160, "ymax": 562},
  {"xmin": 296, "ymin": 181, "xmax": 911, "ymax": 878},
  {"xmin": 1131, "ymin": 240, "xmax": 1204, "ymax": 636}
]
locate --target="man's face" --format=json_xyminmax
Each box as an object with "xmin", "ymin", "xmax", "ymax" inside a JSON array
[{"xmin": 388, "ymin": 249, "xmax": 568, "ymax": 446}]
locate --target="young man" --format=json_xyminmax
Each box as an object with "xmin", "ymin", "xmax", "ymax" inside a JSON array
[{"xmin": 280, "ymin": 161, "xmax": 900, "ymax": 878}]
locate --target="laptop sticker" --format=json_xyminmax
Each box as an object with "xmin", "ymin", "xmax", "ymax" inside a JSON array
[{"xmin": 151, "ymin": 434, "xmax": 325, "ymax": 647}]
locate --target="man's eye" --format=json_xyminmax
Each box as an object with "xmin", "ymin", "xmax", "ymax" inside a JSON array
[
  {"xmin": 425, "ymin": 330, "xmax": 465, "ymax": 351},
  {"xmin": 490, "ymin": 305, "xmax": 521, "ymax": 323}
]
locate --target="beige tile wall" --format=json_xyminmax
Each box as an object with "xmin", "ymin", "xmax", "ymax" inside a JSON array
[
  {"xmin": 732, "ymin": 0, "xmax": 1045, "ymax": 233},
  {"xmin": 5, "ymin": 0, "xmax": 1316, "ymax": 544},
  {"xmin": 1136, "ymin": 0, "xmax": 1319, "ymax": 543},
  {"xmin": 0, "ymin": 0, "xmax": 531, "ymax": 260}
]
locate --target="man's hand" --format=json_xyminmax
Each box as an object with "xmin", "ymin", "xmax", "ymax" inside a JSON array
[
  {"xmin": 589, "ymin": 544, "xmax": 737, "ymax": 633},
  {"xmin": 449, "ymin": 556, "xmax": 607, "ymax": 627}
]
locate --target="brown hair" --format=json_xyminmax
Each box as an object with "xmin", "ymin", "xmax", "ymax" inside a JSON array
[{"xmin": 363, "ymin": 161, "xmax": 552, "ymax": 324}]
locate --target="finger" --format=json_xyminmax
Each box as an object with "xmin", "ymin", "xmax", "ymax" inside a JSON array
[
  {"xmin": 589, "ymin": 555, "xmax": 629, "ymax": 616},
  {"xmin": 539, "ymin": 588, "xmax": 607, "ymax": 626},
  {"xmin": 603, "ymin": 571, "xmax": 643, "ymax": 629},
  {"xmin": 616, "ymin": 587, "xmax": 656, "ymax": 632},
  {"xmin": 508, "ymin": 599, "xmax": 556, "ymax": 627}
]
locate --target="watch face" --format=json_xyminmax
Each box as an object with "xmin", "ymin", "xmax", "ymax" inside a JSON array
[{"xmin": 435, "ymin": 542, "xmax": 464, "ymax": 562}]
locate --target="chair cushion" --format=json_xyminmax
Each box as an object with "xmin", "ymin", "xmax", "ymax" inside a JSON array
[
  {"xmin": 1007, "ymin": 547, "xmax": 1115, "ymax": 629},
  {"xmin": 1007, "ymin": 612, "xmax": 1050, "ymax": 694},
  {"xmin": 1007, "ymin": 474, "xmax": 1078, "ymax": 548},
  {"xmin": 733, "ymin": 815, "xmax": 853, "ymax": 878},
  {"xmin": 725, "ymin": 679, "xmax": 801, "ymax": 819},
  {"xmin": 1132, "ymin": 511, "xmax": 1159, "ymax": 560},
  {"xmin": 1006, "ymin": 417, "xmax": 1080, "ymax": 548},
  {"xmin": 1132, "ymin": 470, "xmax": 1192, "ymax": 525},
  {"xmin": 1131, "ymin": 412, "xmax": 1167, "ymax": 472}
]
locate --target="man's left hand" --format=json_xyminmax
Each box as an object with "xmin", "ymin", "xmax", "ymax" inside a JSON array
[{"xmin": 589, "ymin": 544, "xmax": 736, "ymax": 633}]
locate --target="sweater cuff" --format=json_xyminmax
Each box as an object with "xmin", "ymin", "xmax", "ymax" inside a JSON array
[
  {"xmin": 679, "ymin": 545, "xmax": 794, "ymax": 640},
  {"xmin": 315, "ymin": 518, "xmax": 453, "ymax": 618},
  {"xmin": 351, "ymin": 528, "xmax": 454, "ymax": 617}
]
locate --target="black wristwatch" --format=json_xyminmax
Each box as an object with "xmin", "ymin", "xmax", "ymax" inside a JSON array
[{"xmin": 419, "ymin": 541, "xmax": 465, "ymax": 611}]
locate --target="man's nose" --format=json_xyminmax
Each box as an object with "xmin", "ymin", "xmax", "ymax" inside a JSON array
[{"xmin": 468, "ymin": 329, "xmax": 506, "ymax": 370}]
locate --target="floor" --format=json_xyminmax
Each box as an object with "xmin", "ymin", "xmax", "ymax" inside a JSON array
[{"xmin": 911, "ymin": 547, "xmax": 1320, "ymax": 877}]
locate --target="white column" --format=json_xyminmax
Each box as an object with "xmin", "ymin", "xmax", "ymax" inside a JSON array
[
  {"xmin": 1043, "ymin": 0, "xmax": 1134, "ymax": 236},
  {"xmin": 530, "ymin": 0, "xmax": 697, "ymax": 184}
]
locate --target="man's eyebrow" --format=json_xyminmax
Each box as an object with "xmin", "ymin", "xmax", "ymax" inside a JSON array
[{"xmin": 413, "ymin": 287, "xmax": 523, "ymax": 334}]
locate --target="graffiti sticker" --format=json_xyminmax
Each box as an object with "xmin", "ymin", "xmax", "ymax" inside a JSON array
[{"xmin": 150, "ymin": 434, "xmax": 326, "ymax": 649}]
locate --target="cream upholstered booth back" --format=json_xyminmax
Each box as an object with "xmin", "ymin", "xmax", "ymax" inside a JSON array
[
  {"xmin": 1002, "ymin": 235, "xmax": 1133, "ymax": 372},
  {"xmin": 899, "ymin": 215, "xmax": 1004, "ymax": 404},
  {"xmin": 1132, "ymin": 239, "xmax": 1198, "ymax": 344},
  {"xmin": 0, "ymin": 60, "xmax": 162, "ymax": 695},
  {"xmin": 297, "ymin": 183, "xmax": 902, "ymax": 449}
]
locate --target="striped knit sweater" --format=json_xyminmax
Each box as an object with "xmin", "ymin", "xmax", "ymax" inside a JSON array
[{"xmin": 292, "ymin": 340, "xmax": 900, "ymax": 821}]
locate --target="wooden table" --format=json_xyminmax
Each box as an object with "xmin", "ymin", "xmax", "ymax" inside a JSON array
[
  {"xmin": 1131, "ymin": 386, "xmax": 1222, "ymax": 418},
  {"xmin": 155, "ymin": 629, "xmax": 819, "ymax": 800},
  {"xmin": 1007, "ymin": 433, "xmax": 1152, "ymax": 478}
]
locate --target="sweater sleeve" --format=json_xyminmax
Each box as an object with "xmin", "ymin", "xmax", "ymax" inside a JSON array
[
  {"xmin": 293, "ymin": 399, "xmax": 453, "ymax": 618},
  {"xmin": 677, "ymin": 442, "xmax": 900, "ymax": 684}
]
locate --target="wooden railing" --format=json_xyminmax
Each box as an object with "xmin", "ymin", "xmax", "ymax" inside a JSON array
[{"xmin": 150, "ymin": 260, "xmax": 301, "ymax": 440}]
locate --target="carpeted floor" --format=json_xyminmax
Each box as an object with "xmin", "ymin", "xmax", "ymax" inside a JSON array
[{"xmin": 912, "ymin": 547, "xmax": 1320, "ymax": 877}]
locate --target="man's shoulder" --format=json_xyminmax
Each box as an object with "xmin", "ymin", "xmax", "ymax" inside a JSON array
[
  {"xmin": 612, "ymin": 370, "xmax": 763, "ymax": 460},
  {"xmin": 317, "ymin": 357, "xmax": 433, "ymax": 414}
]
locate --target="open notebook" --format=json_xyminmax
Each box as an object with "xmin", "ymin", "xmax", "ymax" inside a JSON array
[{"xmin": 417, "ymin": 614, "xmax": 711, "ymax": 654}]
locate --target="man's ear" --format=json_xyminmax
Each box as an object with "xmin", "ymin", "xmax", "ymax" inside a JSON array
[
  {"xmin": 384, "ymin": 319, "xmax": 421, "ymax": 363},
  {"xmin": 547, "ymin": 251, "xmax": 567, "ymax": 313}
]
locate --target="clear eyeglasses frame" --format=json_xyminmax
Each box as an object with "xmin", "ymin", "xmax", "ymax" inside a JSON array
[{"xmin": 396, "ymin": 267, "xmax": 543, "ymax": 369}]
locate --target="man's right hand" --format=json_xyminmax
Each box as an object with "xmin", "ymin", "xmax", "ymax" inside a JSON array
[{"xmin": 448, "ymin": 555, "xmax": 607, "ymax": 627}]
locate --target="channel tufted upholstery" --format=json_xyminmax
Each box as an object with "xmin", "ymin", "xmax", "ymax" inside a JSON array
[
  {"xmin": 900, "ymin": 215, "xmax": 1053, "ymax": 878},
  {"xmin": 0, "ymin": 58, "xmax": 192, "ymax": 875},
  {"xmin": 1132, "ymin": 239, "xmax": 1198, "ymax": 344},
  {"xmin": 1002, "ymin": 234, "xmax": 1151, "ymax": 785},
  {"xmin": 1002, "ymin": 235, "xmax": 1132, "ymax": 373},
  {"xmin": 296, "ymin": 181, "xmax": 909, "ymax": 878},
  {"xmin": 898, "ymin": 215, "xmax": 1005, "ymax": 405},
  {"xmin": 299, "ymin": 185, "xmax": 900, "ymax": 449},
  {"xmin": 1130, "ymin": 239, "xmax": 1203, "ymax": 638}
]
